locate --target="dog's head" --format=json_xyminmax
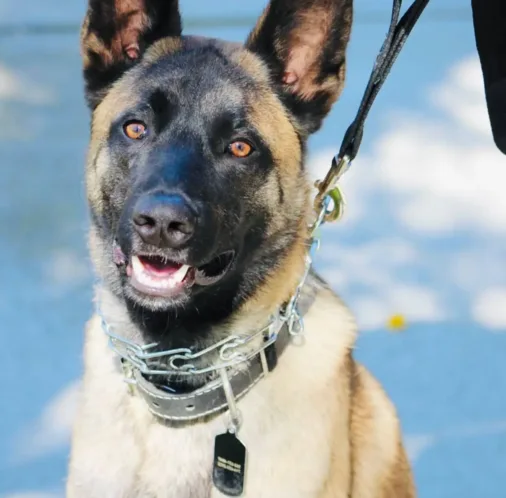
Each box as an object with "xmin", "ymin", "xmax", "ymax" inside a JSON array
[{"xmin": 82, "ymin": 0, "xmax": 352, "ymax": 338}]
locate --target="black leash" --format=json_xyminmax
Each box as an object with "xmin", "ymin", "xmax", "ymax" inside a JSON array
[{"xmin": 315, "ymin": 0, "xmax": 431, "ymax": 211}]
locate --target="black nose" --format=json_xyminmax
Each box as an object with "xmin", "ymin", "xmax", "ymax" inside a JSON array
[{"xmin": 132, "ymin": 192, "xmax": 197, "ymax": 248}]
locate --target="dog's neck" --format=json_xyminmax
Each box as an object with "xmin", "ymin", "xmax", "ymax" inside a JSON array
[{"xmin": 96, "ymin": 280, "xmax": 294, "ymax": 391}]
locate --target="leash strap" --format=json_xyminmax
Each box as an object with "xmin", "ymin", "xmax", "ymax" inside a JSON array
[{"xmin": 316, "ymin": 0, "xmax": 431, "ymax": 204}]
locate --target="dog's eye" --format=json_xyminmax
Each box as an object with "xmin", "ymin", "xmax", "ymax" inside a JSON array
[
  {"xmin": 123, "ymin": 120, "xmax": 148, "ymax": 140},
  {"xmin": 227, "ymin": 141, "xmax": 253, "ymax": 158}
]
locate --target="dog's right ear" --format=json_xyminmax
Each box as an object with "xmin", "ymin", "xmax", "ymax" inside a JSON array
[{"xmin": 81, "ymin": 0, "xmax": 182, "ymax": 109}]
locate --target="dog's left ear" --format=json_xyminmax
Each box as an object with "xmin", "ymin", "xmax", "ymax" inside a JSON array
[{"xmin": 246, "ymin": 0, "xmax": 353, "ymax": 135}]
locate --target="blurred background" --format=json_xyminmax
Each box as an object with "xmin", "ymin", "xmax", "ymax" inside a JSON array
[{"xmin": 1, "ymin": 0, "xmax": 505, "ymax": 497}]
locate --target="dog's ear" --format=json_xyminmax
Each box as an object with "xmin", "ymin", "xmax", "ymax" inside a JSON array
[
  {"xmin": 81, "ymin": 0, "xmax": 182, "ymax": 109},
  {"xmin": 246, "ymin": 0, "xmax": 353, "ymax": 135}
]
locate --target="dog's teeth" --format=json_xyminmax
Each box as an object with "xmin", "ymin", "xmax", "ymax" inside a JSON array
[
  {"xmin": 130, "ymin": 256, "xmax": 190, "ymax": 291},
  {"xmin": 172, "ymin": 264, "xmax": 190, "ymax": 283},
  {"xmin": 132, "ymin": 255, "xmax": 144, "ymax": 276}
]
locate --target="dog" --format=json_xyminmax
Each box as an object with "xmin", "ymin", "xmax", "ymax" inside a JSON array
[{"xmin": 67, "ymin": 0, "xmax": 416, "ymax": 496}]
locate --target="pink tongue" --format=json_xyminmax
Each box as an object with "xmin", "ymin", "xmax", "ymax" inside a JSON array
[{"xmin": 139, "ymin": 256, "xmax": 182, "ymax": 276}]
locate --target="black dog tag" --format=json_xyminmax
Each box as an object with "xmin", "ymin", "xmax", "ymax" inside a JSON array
[{"xmin": 213, "ymin": 431, "xmax": 247, "ymax": 496}]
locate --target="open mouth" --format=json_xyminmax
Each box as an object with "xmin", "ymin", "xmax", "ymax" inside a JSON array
[{"xmin": 124, "ymin": 250, "xmax": 235, "ymax": 298}]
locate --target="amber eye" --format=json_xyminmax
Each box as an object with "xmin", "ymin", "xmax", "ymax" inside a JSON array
[
  {"xmin": 227, "ymin": 140, "xmax": 253, "ymax": 158},
  {"xmin": 123, "ymin": 120, "xmax": 147, "ymax": 140}
]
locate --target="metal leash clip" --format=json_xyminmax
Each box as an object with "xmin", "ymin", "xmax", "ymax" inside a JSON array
[{"xmin": 313, "ymin": 154, "xmax": 349, "ymax": 224}]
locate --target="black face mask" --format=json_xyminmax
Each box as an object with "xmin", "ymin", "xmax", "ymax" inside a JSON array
[{"xmin": 472, "ymin": 0, "xmax": 506, "ymax": 155}]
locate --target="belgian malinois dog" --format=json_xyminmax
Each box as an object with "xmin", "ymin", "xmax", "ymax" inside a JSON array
[{"xmin": 67, "ymin": 0, "xmax": 415, "ymax": 496}]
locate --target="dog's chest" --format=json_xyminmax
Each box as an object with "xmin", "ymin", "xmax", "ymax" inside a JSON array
[{"xmin": 133, "ymin": 416, "xmax": 217, "ymax": 498}]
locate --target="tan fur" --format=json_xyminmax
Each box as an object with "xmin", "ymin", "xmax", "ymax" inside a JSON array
[
  {"xmin": 144, "ymin": 36, "xmax": 183, "ymax": 62},
  {"xmin": 347, "ymin": 364, "xmax": 415, "ymax": 497},
  {"xmin": 92, "ymin": 71, "xmax": 142, "ymax": 141},
  {"xmin": 84, "ymin": 68, "xmax": 145, "ymax": 214},
  {"xmin": 240, "ymin": 229, "xmax": 308, "ymax": 318},
  {"xmin": 234, "ymin": 50, "xmax": 302, "ymax": 176}
]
